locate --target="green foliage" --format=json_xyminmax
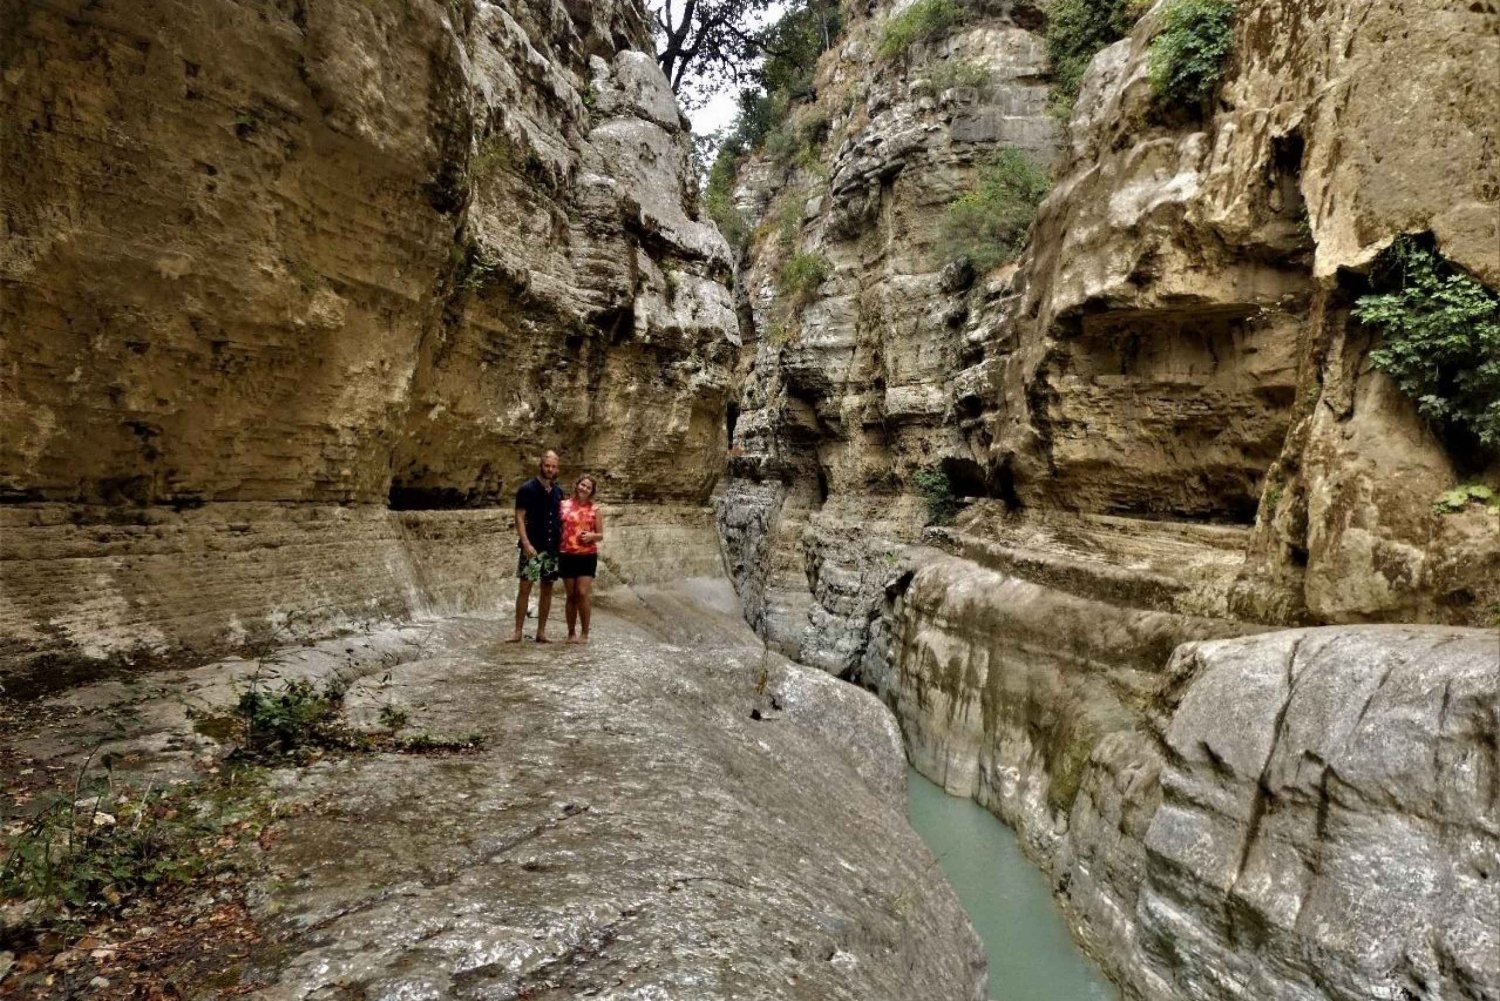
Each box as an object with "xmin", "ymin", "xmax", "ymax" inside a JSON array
[
  {"xmin": 878, "ymin": 0, "xmax": 965, "ymax": 60},
  {"xmin": 1355, "ymin": 237, "xmax": 1500, "ymax": 449},
  {"xmin": 758, "ymin": 0, "xmax": 842, "ymax": 99},
  {"xmin": 452, "ymin": 240, "xmax": 507, "ymax": 295},
  {"xmin": 233, "ymin": 672, "xmax": 484, "ymax": 760},
  {"xmin": 935, "ymin": 150, "xmax": 1050, "ymax": 272},
  {"xmin": 1, "ymin": 761, "xmax": 268, "ymax": 943},
  {"xmin": 926, "ymin": 58, "xmax": 993, "ymax": 93},
  {"xmin": 774, "ymin": 195, "xmax": 804, "ymax": 252},
  {"xmin": 1432, "ymin": 484, "xmax": 1500, "ymax": 516},
  {"xmin": 237, "ymin": 676, "xmax": 348, "ymax": 757},
  {"xmin": 765, "ymin": 321, "xmax": 793, "ymax": 347},
  {"xmin": 1261, "ymin": 482, "xmax": 1283, "ymax": 519},
  {"xmin": 472, "ymin": 134, "xmax": 515, "ymax": 175},
  {"xmin": 913, "ymin": 466, "xmax": 958, "ymax": 524},
  {"xmin": 289, "ymin": 260, "xmax": 320, "ymax": 293},
  {"xmin": 1045, "ymin": 0, "xmax": 1147, "ymax": 113},
  {"xmin": 1147, "ymin": 0, "xmax": 1237, "ymax": 107},
  {"xmin": 704, "ymin": 149, "xmax": 749, "ymax": 253},
  {"xmin": 778, "ymin": 252, "xmax": 831, "ymax": 308},
  {"xmin": 697, "ymin": 0, "xmax": 846, "ymax": 249}
]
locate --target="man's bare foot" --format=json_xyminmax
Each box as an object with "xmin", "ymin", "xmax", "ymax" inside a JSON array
[
  {"xmin": 566, "ymin": 635, "xmax": 580, "ymax": 644},
  {"xmin": 535, "ymin": 635, "xmax": 552, "ymax": 644},
  {"xmin": 578, "ymin": 634, "xmax": 590, "ymax": 645},
  {"xmin": 504, "ymin": 632, "xmax": 524, "ymax": 643}
]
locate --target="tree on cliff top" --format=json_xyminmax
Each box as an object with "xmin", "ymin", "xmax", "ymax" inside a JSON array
[{"xmin": 650, "ymin": 0, "xmax": 777, "ymax": 104}]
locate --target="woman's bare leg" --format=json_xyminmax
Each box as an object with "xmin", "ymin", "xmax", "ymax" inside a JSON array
[
  {"xmin": 563, "ymin": 578, "xmax": 579, "ymax": 641},
  {"xmin": 578, "ymin": 577, "xmax": 593, "ymax": 643}
]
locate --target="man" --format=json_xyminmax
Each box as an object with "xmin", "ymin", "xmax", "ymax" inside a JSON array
[{"xmin": 508, "ymin": 450, "xmax": 563, "ymax": 643}]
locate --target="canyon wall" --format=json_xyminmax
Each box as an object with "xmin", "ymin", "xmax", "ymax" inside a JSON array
[
  {"xmin": 719, "ymin": 0, "xmax": 1499, "ymax": 998},
  {"xmin": 0, "ymin": 0, "xmax": 736, "ymax": 692}
]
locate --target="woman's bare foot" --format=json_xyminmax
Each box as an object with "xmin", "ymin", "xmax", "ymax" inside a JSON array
[
  {"xmin": 535, "ymin": 635, "xmax": 552, "ymax": 644},
  {"xmin": 504, "ymin": 631, "xmax": 524, "ymax": 643},
  {"xmin": 578, "ymin": 633, "xmax": 590, "ymax": 645},
  {"xmin": 566, "ymin": 635, "xmax": 581, "ymax": 644}
]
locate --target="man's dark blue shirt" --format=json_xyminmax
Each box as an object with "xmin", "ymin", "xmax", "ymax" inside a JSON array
[{"xmin": 515, "ymin": 476, "xmax": 563, "ymax": 553}]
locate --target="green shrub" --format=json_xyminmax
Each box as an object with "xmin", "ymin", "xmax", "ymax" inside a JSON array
[
  {"xmin": 935, "ymin": 149, "xmax": 1050, "ymax": 271},
  {"xmin": 878, "ymin": 0, "xmax": 965, "ymax": 60},
  {"xmin": 775, "ymin": 195, "xmax": 804, "ymax": 251},
  {"xmin": 1355, "ymin": 237, "xmax": 1500, "ymax": 449},
  {"xmin": 763, "ymin": 120, "xmax": 801, "ymax": 167},
  {"xmin": 697, "ymin": 0, "xmax": 846, "ymax": 251},
  {"xmin": 778, "ymin": 252, "xmax": 831, "ymax": 308},
  {"xmin": 705, "ymin": 144, "xmax": 750, "ymax": 253},
  {"xmin": 1147, "ymin": 0, "xmax": 1237, "ymax": 107},
  {"xmin": 927, "ymin": 58, "xmax": 993, "ymax": 93},
  {"xmin": 1433, "ymin": 484, "xmax": 1500, "ymax": 516},
  {"xmin": 237, "ymin": 677, "xmax": 347, "ymax": 757},
  {"xmin": 1045, "ymin": 0, "xmax": 1148, "ymax": 113},
  {"xmin": 913, "ymin": 466, "xmax": 958, "ymax": 524}
]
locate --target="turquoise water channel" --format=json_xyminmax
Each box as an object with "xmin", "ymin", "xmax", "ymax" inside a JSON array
[{"xmin": 906, "ymin": 768, "xmax": 1118, "ymax": 1001}]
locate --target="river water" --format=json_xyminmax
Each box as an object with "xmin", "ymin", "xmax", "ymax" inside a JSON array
[{"xmin": 906, "ymin": 768, "xmax": 1118, "ymax": 1001}]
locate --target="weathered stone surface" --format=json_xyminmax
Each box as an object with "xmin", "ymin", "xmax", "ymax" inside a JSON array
[
  {"xmin": 1068, "ymin": 626, "xmax": 1500, "ymax": 1001},
  {"xmin": 0, "ymin": 0, "xmax": 736, "ymax": 683},
  {"xmin": 869, "ymin": 553, "xmax": 1500, "ymax": 1000},
  {"xmin": 0, "ymin": 582, "xmax": 986, "ymax": 999}
]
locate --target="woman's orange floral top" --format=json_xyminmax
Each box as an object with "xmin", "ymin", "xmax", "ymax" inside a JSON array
[{"xmin": 560, "ymin": 498, "xmax": 598, "ymax": 554}]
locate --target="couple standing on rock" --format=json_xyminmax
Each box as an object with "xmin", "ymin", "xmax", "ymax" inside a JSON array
[{"xmin": 507, "ymin": 449, "xmax": 605, "ymax": 645}]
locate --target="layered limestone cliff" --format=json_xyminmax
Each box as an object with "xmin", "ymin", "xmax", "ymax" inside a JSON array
[
  {"xmin": 0, "ymin": 0, "xmax": 736, "ymax": 691},
  {"xmin": 720, "ymin": 0, "xmax": 1064, "ymax": 667},
  {"xmin": 719, "ymin": 0, "xmax": 1499, "ymax": 998}
]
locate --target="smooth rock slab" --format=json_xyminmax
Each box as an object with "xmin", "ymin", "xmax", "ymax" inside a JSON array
[{"xmin": 242, "ymin": 581, "xmax": 984, "ymax": 1000}]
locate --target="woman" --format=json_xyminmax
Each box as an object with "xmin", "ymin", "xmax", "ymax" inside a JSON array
[{"xmin": 559, "ymin": 474, "xmax": 604, "ymax": 644}]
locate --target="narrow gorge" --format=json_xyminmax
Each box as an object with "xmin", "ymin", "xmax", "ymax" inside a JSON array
[{"xmin": 1, "ymin": 0, "xmax": 1497, "ymax": 999}]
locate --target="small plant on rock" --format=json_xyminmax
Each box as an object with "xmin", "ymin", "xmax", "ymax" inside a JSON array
[
  {"xmin": 1432, "ymin": 484, "xmax": 1500, "ymax": 516},
  {"xmin": 778, "ymin": 252, "xmax": 832, "ymax": 310},
  {"xmin": 1261, "ymin": 482, "xmax": 1284, "ymax": 520},
  {"xmin": 1147, "ymin": 0, "xmax": 1238, "ymax": 108},
  {"xmin": 378, "ymin": 703, "xmax": 412, "ymax": 732},
  {"xmin": 1355, "ymin": 237, "xmax": 1500, "ymax": 451},
  {"xmin": 935, "ymin": 149, "xmax": 1049, "ymax": 272}
]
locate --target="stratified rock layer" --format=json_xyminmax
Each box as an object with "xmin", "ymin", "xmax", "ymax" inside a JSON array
[{"xmin": 0, "ymin": 0, "xmax": 737, "ymax": 686}]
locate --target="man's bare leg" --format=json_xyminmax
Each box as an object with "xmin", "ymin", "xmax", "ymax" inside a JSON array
[
  {"xmin": 535, "ymin": 580, "xmax": 555, "ymax": 642},
  {"xmin": 508, "ymin": 579, "xmax": 532, "ymax": 642}
]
